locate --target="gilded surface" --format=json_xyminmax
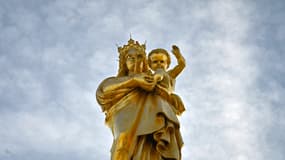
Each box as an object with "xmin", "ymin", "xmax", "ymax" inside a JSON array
[{"xmin": 96, "ymin": 38, "xmax": 186, "ymax": 160}]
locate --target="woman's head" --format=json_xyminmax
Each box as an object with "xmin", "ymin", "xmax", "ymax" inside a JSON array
[
  {"xmin": 126, "ymin": 48, "xmax": 144, "ymax": 73},
  {"xmin": 117, "ymin": 47, "xmax": 148, "ymax": 77}
]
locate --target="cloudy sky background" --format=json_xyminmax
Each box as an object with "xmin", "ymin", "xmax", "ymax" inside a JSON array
[{"xmin": 0, "ymin": 0, "xmax": 284, "ymax": 159}]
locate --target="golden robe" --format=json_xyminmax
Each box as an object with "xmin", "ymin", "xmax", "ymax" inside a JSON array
[{"xmin": 96, "ymin": 76, "xmax": 183, "ymax": 160}]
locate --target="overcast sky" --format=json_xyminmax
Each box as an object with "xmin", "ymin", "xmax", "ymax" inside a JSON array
[{"xmin": 0, "ymin": 0, "xmax": 284, "ymax": 160}]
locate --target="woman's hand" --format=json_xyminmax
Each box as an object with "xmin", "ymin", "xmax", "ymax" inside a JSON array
[{"xmin": 133, "ymin": 73, "xmax": 156, "ymax": 91}]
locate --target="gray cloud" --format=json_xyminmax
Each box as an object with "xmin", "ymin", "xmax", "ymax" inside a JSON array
[{"xmin": 0, "ymin": 0, "xmax": 284, "ymax": 160}]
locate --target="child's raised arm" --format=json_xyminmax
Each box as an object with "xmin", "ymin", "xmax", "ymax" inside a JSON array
[{"xmin": 168, "ymin": 45, "xmax": 186, "ymax": 78}]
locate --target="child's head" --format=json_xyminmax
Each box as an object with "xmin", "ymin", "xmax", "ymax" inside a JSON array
[{"xmin": 148, "ymin": 48, "xmax": 171, "ymax": 71}]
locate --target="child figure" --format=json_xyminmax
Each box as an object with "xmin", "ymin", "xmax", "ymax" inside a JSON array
[{"xmin": 148, "ymin": 45, "xmax": 186, "ymax": 115}]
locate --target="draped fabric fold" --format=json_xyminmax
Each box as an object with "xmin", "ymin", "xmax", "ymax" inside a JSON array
[{"xmin": 97, "ymin": 77, "xmax": 183, "ymax": 160}]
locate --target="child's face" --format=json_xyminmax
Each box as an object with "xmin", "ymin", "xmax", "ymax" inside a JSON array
[{"xmin": 149, "ymin": 53, "xmax": 168, "ymax": 71}]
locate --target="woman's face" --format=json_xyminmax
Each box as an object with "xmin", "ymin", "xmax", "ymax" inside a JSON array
[{"xmin": 126, "ymin": 48, "xmax": 144, "ymax": 74}]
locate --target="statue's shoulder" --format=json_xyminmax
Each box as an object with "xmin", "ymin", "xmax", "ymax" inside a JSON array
[
  {"xmin": 102, "ymin": 76, "xmax": 117, "ymax": 82},
  {"xmin": 98, "ymin": 76, "xmax": 117, "ymax": 87}
]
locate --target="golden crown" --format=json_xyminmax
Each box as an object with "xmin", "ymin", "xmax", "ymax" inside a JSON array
[{"xmin": 118, "ymin": 38, "xmax": 146, "ymax": 56}]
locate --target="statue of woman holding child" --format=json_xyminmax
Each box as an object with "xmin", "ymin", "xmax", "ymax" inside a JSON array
[{"xmin": 96, "ymin": 38, "xmax": 186, "ymax": 160}]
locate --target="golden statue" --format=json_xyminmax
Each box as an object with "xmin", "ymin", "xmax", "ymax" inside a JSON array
[{"xmin": 96, "ymin": 38, "xmax": 186, "ymax": 160}]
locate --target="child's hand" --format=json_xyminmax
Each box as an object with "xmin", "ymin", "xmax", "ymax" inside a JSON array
[
  {"xmin": 154, "ymin": 74, "xmax": 163, "ymax": 82},
  {"xmin": 171, "ymin": 45, "xmax": 181, "ymax": 57}
]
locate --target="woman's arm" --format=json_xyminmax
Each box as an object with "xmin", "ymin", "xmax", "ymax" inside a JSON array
[
  {"xmin": 96, "ymin": 73, "xmax": 155, "ymax": 112},
  {"xmin": 102, "ymin": 76, "xmax": 136, "ymax": 93},
  {"xmin": 97, "ymin": 76, "xmax": 137, "ymax": 112},
  {"xmin": 102, "ymin": 73, "xmax": 155, "ymax": 93}
]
